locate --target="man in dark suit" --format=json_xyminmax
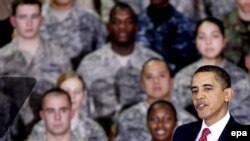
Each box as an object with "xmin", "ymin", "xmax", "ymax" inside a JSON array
[{"xmin": 172, "ymin": 65, "xmax": 242, "ymax": 141}]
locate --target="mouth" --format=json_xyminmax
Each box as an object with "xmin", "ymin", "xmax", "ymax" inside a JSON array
[
  {"xmin": 155, "ymin": 128, "xmax": 167, "ymax": 136},
  {"xmin": 195, "ymin": 102, "xmax": 208, "ymax": 110},
  {"xmin": 153, "ymin": 86, "xmax": 161, "ymax": 91}
]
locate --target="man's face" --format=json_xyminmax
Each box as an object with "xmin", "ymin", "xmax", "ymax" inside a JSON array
[
  {"xmin": 108, "ymin": 8, "xmax": 137, "ymax": 46},
  {"xmin": 191, "ymin": 72, "xmax": 231, "ymax": 125},
  {"xmin": 11, "ymin": 4, "xmax": 43, "ymax": 39},
  {"xmin": 142, "ymin": 60, "xmax": 171, "ymax": 101},
  {"xmin": 196, "ymin": 21, "xmax": 226, "ymax": 59},
  {"xmin": 40, "ymin": 94, "xmax": 72, "ymax": 136},
  {"xmin": 237, "ymin": 0, "xmax": 250, "ymax": 13},
  {"xmin": 60, "ymin": 77, "xmax": 85, "ymax": 111},
  {"xmin": 147, "ymin": 105, "xmax": 176, "ymax": 141}
]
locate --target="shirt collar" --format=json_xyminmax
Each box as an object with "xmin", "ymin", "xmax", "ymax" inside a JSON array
[{"xmin": 201, "ymin": 111, "xmax": 230, "ymax": 140}]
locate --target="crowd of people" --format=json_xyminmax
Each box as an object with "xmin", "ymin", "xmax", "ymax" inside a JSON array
[{"xmin": 0, "ymin": 0, "xmax": 250, "ymax": 141}]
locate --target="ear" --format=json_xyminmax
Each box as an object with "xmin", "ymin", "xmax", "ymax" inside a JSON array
[
  {"xmin": 169, "ymin": 77, "xmax": 173, "ymax": 89},
  {"xmin": 245, "ymin": 55, "xmax": 250, "ymax": 71},
  {"xmin": 141, "ymin": 79, "xmax": 146, "ymax": 92},
  {"xmin": 224, "ymin": 88, "xmax": 233, "ymax": 102},
  {"xmin": 39, "ymin": 110, "xmax": 44, "ymax": 120},
  {"xmin": 222, "ymin": 38, "xmax": 227, "ymax": 49},
  {"xmin": 39, "ymin": 15, "xmax": 44, "ymax": 24},
  {"xmin": 10, "ymin": 16, "xmax": 17, "ymax": 28}
]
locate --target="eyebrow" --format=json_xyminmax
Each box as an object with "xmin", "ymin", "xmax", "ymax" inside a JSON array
[{"xmin": 191, "ymin": 84, "xmax": 214, "ymax": 89}]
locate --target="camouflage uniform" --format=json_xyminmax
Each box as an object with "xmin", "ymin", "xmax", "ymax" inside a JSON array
[
  {"xmin": 40, "ymin": 4, "xmax": 107, "ymax": 69},
  {"xmin": 0, "ymin": 39, "xmax": 72, "ymax": 125},
  {"xmin": 115, "ymin": 101, "xmax": 197, "ymax": 141},
  {"xmin": 77, "ymin": 43, "xmax": 162, "ymax": 118},
  {"xmin": 170, "ymin": 0, "xmax": 236, "ymax": 21},
  {"xmin": 136, "ymin": 4, "xmax": 199, "ymax": 75},
  {"xmin": 28, "ymin": 115, "xmax": 108, "ymax": 141},
  {"xmin": 172, "ymin": 59, "xmax": 250, "ymax": 124},
  {"xmin": 100, "ymin": 0, "xmax": 149, "ymax": 22},
  {"xmin": 223, "ymin": 9, "xmax": 250, "ymax": 69}
]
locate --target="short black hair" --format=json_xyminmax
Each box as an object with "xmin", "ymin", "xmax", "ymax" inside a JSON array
[
  {"xmin": 141, "ymin": 57, "xmax": 172, "ymax": 77},
  {"xmin": 195, "ymin": 17, "xmax": 225, "ymax": 38},
  {"xmin": 12, "ymin": 0, "xmax": 42, "ymax": 16},
  {"xmin": 147, "ymin": 100, "xmax": 177, "ymax": 121},
  {"xmin": 40, "ymin": 88, "xmax": 72, "ymax": 110},
  {"xmin": 192, "ymin": 65, "xmax": 231, "ymax": 89},
  {"xmin": 109, "ymin": 2, "xmax": 137, "ymax": 23}
]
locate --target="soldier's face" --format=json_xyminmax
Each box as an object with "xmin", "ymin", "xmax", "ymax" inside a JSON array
[
  {"xmin": 196, "ymin": 21, "xmax": 226, "ymax": 60},
  {"xmin": 60, "ymin": 76, "xmax": 85, "ymax": 111},
  {"xmin": 191, "ymin": 72, "xmax": 232, "ymax": 126},
  {"xmin": 142, "ymin": 60, "xmax": 172, "ymax": 100},
  {"xmin": 108, "ymin": 8, "xmax": 137, "ymax": 46},
  {"xmin": 40, "ymin": 94, "xmax": 72, "ymax": 136},
  {"xmin": 147, "ymin": 105, "xmax": 176, "ymax": 141},
  {"xmin": 11, "ymin": 4, "xmax": 43, "ymax": 39},
  {"xmin": 237, "ymin": 0, "xmax": 250, "ymax": 13}
]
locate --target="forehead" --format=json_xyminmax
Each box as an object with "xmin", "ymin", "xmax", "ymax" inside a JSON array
[
  {"xmin": 198, "ymin": 21, "xmax": 220, "ymax": 32},
  {"xmin": 143, "ymin": 61, "xmax": 169, "ymax": 74},
  {"xmin": 149, "ymin": 105, "xmax": 173, "ymax": 115},
  {"xmin": 43, "ymin": 94, "xmax": 70, "ymax": 108},
  {"xmin": 192, "ymin": 72, "xmax": 219, "ymax": 86},
  {"xmin": 16, "ymin": 4, "xmax": 40, "ymax": 15},
  {"xmin": 111, "ymin": 8, "xmax": 134, "ymax": 19}
]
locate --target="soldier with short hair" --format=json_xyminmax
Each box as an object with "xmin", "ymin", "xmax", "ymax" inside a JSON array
[
  {"xmin": 27, "ymin": 88, "xmax": 77, "ymax": 141},
  {"xmin": 77, "ymin": 2, "xmax": 162, "ymax": 136}
]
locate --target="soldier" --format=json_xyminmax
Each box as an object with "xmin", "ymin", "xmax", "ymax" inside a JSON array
[
  {"xmin": 27, "ymin": 88, "xmax": 77, "ymax": 141},
  {"xmin": 136, "ymin": 0, "xmax": 200, "ymax": 75},
  {"xmin": 147, "ymin": 100, "xmax": 177, "ymax": 141},
  {"xmin": 77, "ymin": 2, "xmax": 162, "ymax": 131},
  {"xmin": 223, "ymin": 0, "xmax": 250, "ymax": 69},
  {"xmin": 28, "ymin": 71, "xmax": 108, "ymax": 141},
  {"xmin": 172, "ymin": 17, "xmax": 250, "ymax": 124},
  {"xmin": 0, "ymin": 0, "xmax": 71, "ymax": 132},
  {"xmin": 115, "ymin": 58, "xmax": 196, "ymax": 141},
  {"xmin": 40, "ymin": 0, "xmax": 107, "ymax": 69}
]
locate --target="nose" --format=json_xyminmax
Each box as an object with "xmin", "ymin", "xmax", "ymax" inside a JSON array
[
  {"xmin": 195, "ymin": 90, "xmax": 205, "ymax": 100},
  {"xmin": 54, "ymin": 111, "xmax": 61, "ymax": 121},
  {"xmin": 205, "ymin": 37, "xmax": 212, "ymax": 45},
  {"xmin": 26, "ymin": 17, "xmax": 33, "ymax": 27},
  {"xmin": 118, "ymin": 22, "xmax": 126, "ymax": 30},
  {"xmin": 153, "ymin": 77, "xmax": 159, "ymax": 84},
  {"xmin": 157, "ymin": 119, "xmax": 164, "ymax": 128}
]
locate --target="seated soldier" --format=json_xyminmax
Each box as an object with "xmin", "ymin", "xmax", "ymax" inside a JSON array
[{"xmin": 147, "ymin": 100, "xmax": 177, "ymax": 141}]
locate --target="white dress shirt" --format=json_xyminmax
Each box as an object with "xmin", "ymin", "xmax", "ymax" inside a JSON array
[{"xmin": 195, "ymin": 111, "xmax": 230, "ymax": 141}]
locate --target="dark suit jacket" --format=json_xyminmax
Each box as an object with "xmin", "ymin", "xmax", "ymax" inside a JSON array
[{"xmin": 172, "ymin": 115, "xmax": 241, "ymax": 141}]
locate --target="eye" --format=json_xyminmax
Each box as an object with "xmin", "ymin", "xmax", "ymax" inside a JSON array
[
  {"xmin": 204, "ymin": 87, "xmax": 212, "ymax": 91},
  {"xmin": 60, "ymin": 107, "xmax": 69, "ymax": 113},
  {"xmin": 197, "ymin": 35, "xmax": 205, "ymax": 40},
  {"xmin": 149, "ymin": 116, "xmax": 158, "ymax": 122},
  {"xmin": 191, "ymin": 89, "xmax": 198, "ymax": 95},
  {"xmin": 45, "ymin": 109, "xmax": 54, "ymax": 114}
]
